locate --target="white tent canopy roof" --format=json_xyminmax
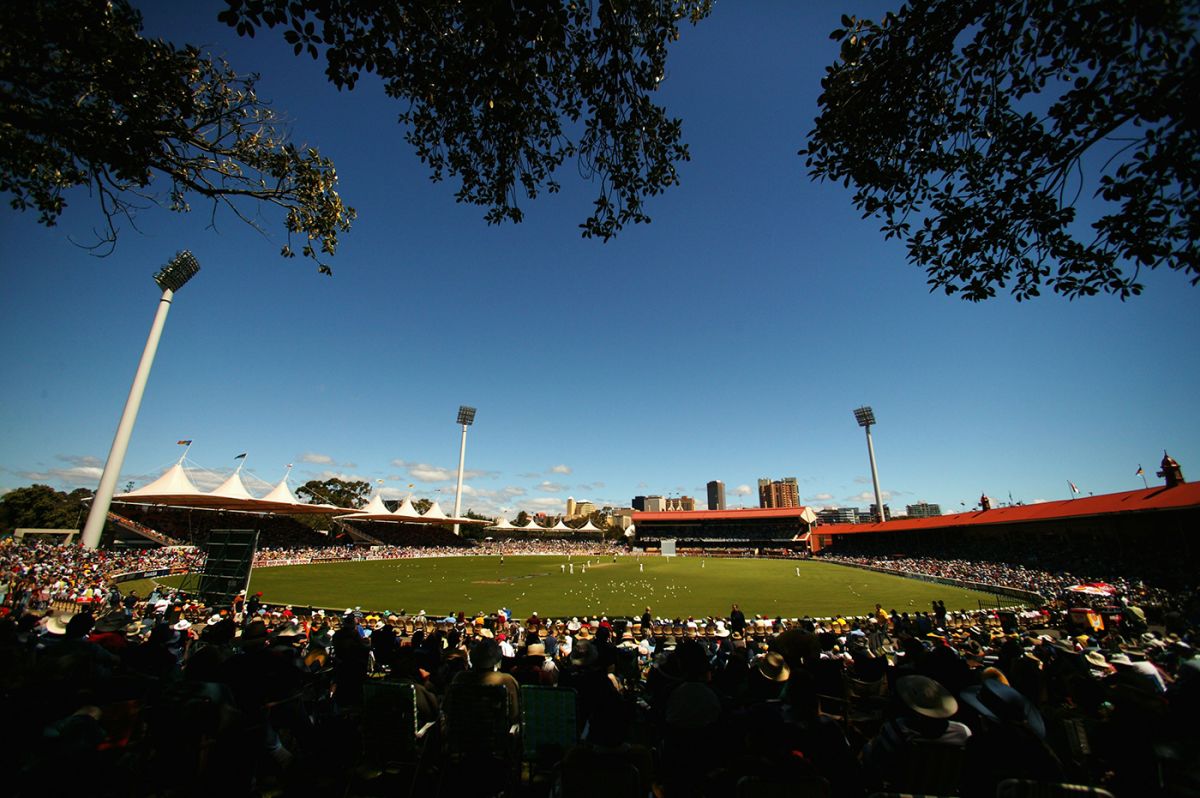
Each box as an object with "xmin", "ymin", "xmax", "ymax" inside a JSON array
[
  {"xmin": 210, "ymin": 471, "xmax": 256, "ymax": 501},
  {"xmin": 261, "ymin": 477, "xmax": 300, "ymax": 505},
  {"xmin": 422, "ymin": 501, "xmax": 449, "ymax": 520},
  {"xmin": 360, "ymin": 494, "xmax": 391, "ymax": 516},
  {"xmin": 392, "ymin": 496, "xmax": 422, "ymax": 519},
  {"xmin": 123, "ymin": 463, "xmax": 200, "ymax": 498},
  {"xmin": 112, "ymin": 461, "xmax": 353, "ymax": 515},
  {"xmin": 334, "ymin": 496, "xmax": 488, "ymax": 526}
]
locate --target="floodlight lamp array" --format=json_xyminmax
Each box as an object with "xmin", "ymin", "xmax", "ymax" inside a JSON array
[
  {"xmin": 457, "ymin": 405, "xmax": 477, "ymax": 426},
  {"xmin": 154, "ymin": 251, "xmax": 201, "ymax": 293},
  {"xmin": 853, "ymin": 406, "xmax": 876, "ymax": 427}
]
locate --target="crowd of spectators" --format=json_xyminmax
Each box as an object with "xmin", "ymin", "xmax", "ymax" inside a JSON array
[
  {"xmin": 252, "ymin": 540, "xmax": 615, "ymax": 568},
  {"xmin": 816, "ymin": 536, "xmax": 1187, "ymax": 611},
  {"xmin": 114, "ymin": 505, "xmax": 331, "ymax": 548},
  {"xmin": 3, "ymin": 533, "xmax": 1199, "ymax": 796},
  {"xmin": 0, "ymin": 539, "xmax": 201, "ymax": 612}
]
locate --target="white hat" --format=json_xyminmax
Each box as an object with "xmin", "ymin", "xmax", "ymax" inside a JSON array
[{"xmin": 173, "ymin": 619, "xmax": 192, "ymax": 631}]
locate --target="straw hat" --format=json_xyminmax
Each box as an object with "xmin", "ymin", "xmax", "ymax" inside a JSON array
[
  {"xmin": 896, "ymin": 675, "xmax": 958, "ymax": 719},
  {"xmin": 43, "ymin": 612, "xmax": 75, "ymax": 636},
  {"xmin": 756, "ymin": 652, "xmax": 790, "ymax": 683}
]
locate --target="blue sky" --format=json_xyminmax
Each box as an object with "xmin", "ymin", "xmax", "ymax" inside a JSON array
[{"xmin": 2, "ymin": 2, "xmax": 1197, "ymax": 519}]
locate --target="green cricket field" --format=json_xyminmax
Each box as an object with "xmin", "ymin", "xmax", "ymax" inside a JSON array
[{"xmin": 126, "ymin": 555, "xmax": 1014, "ymax": 618}]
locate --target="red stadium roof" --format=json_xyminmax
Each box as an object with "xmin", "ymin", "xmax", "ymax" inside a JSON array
[
  {"xmin": 815, "ymin": 482, "xmax": 1200, "ymax": 536},
  {"xmin": 633, "ymin": 507, "xmax": 814, "ymax": 523}
]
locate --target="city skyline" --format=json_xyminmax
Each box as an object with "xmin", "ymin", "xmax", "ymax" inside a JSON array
[{"xmin": 1, "ymin": 3, "xmax": 1196, "ymax": 522}]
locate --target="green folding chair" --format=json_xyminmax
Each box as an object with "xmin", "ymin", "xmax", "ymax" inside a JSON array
[{"xmin": 520, "ymin": 685, "xmax": 577, "ymax": 780}]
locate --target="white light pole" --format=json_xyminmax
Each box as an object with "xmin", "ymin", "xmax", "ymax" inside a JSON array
[
  {"xmin": 854, "ymin": 405, "xmax": 886, "ymax": 523},
  {"xmin": 452, "ymin": 405, "xmax": 476, "ymax": 536},
  {"xmin": 81, "ymin": 252, "xmax": 201, "ymax": 549}
]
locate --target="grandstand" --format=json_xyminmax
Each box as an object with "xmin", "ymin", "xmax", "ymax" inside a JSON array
[{"xmin": 632, "ymin": 506, "xmax": 816, "ymax": 553}]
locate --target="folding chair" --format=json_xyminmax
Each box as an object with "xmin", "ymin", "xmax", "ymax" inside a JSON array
[
  {"xmin": 438, "ymin": 683, "xmax": 520, "ymax": 796},
  {"xmin": 996, "ymin": 779, "xmax": 1117, "ymax": 798},
  {"xmin": 351, "ymin": 680, "xmax": 436, "ymax": 797},
  {"xmin": 520, "ymin": 685, "xmax": 577, "ymax": 782}
]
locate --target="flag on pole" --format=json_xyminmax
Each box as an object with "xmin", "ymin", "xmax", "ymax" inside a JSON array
[
  {"xmin": 234, "ymin": 452, "xmax": 247, "ymax": 460},
  {"xmin": 177, "ymin": 439, "xmax": 192, "ymax": 446},
  {"xmin": 1068, "ymin": 481, "xmax": 1080, "ymax": 495},
  {"xmin": 1136, "ymin": 465, "xmax": 1144, "ymax": 476}
]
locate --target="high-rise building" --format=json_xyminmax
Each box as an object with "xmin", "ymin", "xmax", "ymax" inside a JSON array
[
  {"xmin": 632, "ymin": 496, "xmax": 647, "ymax": 511},
  {"xmin": 644, "ymin": 495, "xmax": 666, "ymax": 512},
  {"xmin": 664, "ymin": 496, "xmax": 695, "ymax": 511},
  {"xmin": 816, "ymin": 507, "xmax": 860, "ymax": 525},
  {"xmin": 758, "ymin": 477, "xmax": 800, "ymax": 508},
  {"xmin": 905, "ymin": 501, "xmax": 942, "ymax": 518},
  {"xmin": 706, "ymin": 480, "xmax": 726, "ymax": 511},
  {"xmin": 868, "ymin": 503, "xmax": 892, "ymax": 521}
]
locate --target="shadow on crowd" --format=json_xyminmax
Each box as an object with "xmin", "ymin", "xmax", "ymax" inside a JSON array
[{"xmin": 4, "ymin": 592, "xmax": 1200, "ymax": 798}]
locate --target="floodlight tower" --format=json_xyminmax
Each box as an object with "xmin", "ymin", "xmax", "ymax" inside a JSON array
[
  {"xmin": 853, "ymin": 405, "xmax": 887, "ymax": 524},
  {"xmin": 452, "ymin": 405, "xmax": 476, "ymax": 536},
  {"xmin": 81, "ymin": 252, "xmax": 201, "ymax": 549}
]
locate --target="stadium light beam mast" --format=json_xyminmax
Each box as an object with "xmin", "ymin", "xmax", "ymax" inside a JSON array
[
  {"xmin": 81, "ymin": 252, "xmax": 201, "ymax": 549},
  {"xmin": 854, "ymin": 405, "xmax": 886, "ymax": 524},
  {"xmin": 452, "ymin": 405, "xmax": 476, "ymax": 536}
]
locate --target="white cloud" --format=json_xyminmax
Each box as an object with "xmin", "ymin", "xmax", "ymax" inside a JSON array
[
  {"xmin": 300, "ymin": 452, "xmax": 334, "ymax": 464},
  {"xmin": 409, "ymin": 463, "xmax": 458, "ymax": 482},
  {"xmin": 853, "ymin": 476, "xmax": 870, "ymax": 484},
  {"xmin": 19, "ymin": 465, "xmax": 103, "ymax": 486},
  {"xmin": 846, "ymin": 490, "xmax": 894, "ymax": 503},
  {"xmin": 1031, "ymin": 498, "xmax": 1049, "ymax": 504},
  {"xmin": 549, "ymin": 464, "xmax": 572, "ymax": 475},
  {"xmin": 16, "ymin": 454, "xmax": 109, "ymax": 488},
  {"xmin": 394, "ymin": 461, "xmax": 493, "ymax": 483},
  {"xmin": 733, "ymin": 484, "xmax": 752, "ymax": 496},
  {"xmin": 523, "ymin": 497, "xmax": 566, "ymax": 510},
  {"xmin": 536, "ymin": 481, "xmax": 568, "ymax": 493},
  {"xmin": 808, "ymin": 492, "xmax": 834, "ymax": 501},
  {"xmin": 59, "ymin": 454, "xmax": 103, "ymax": 469},
  {"xmin": 312, "ymin": 470, "xmax": 376, "ymax": 485}
]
